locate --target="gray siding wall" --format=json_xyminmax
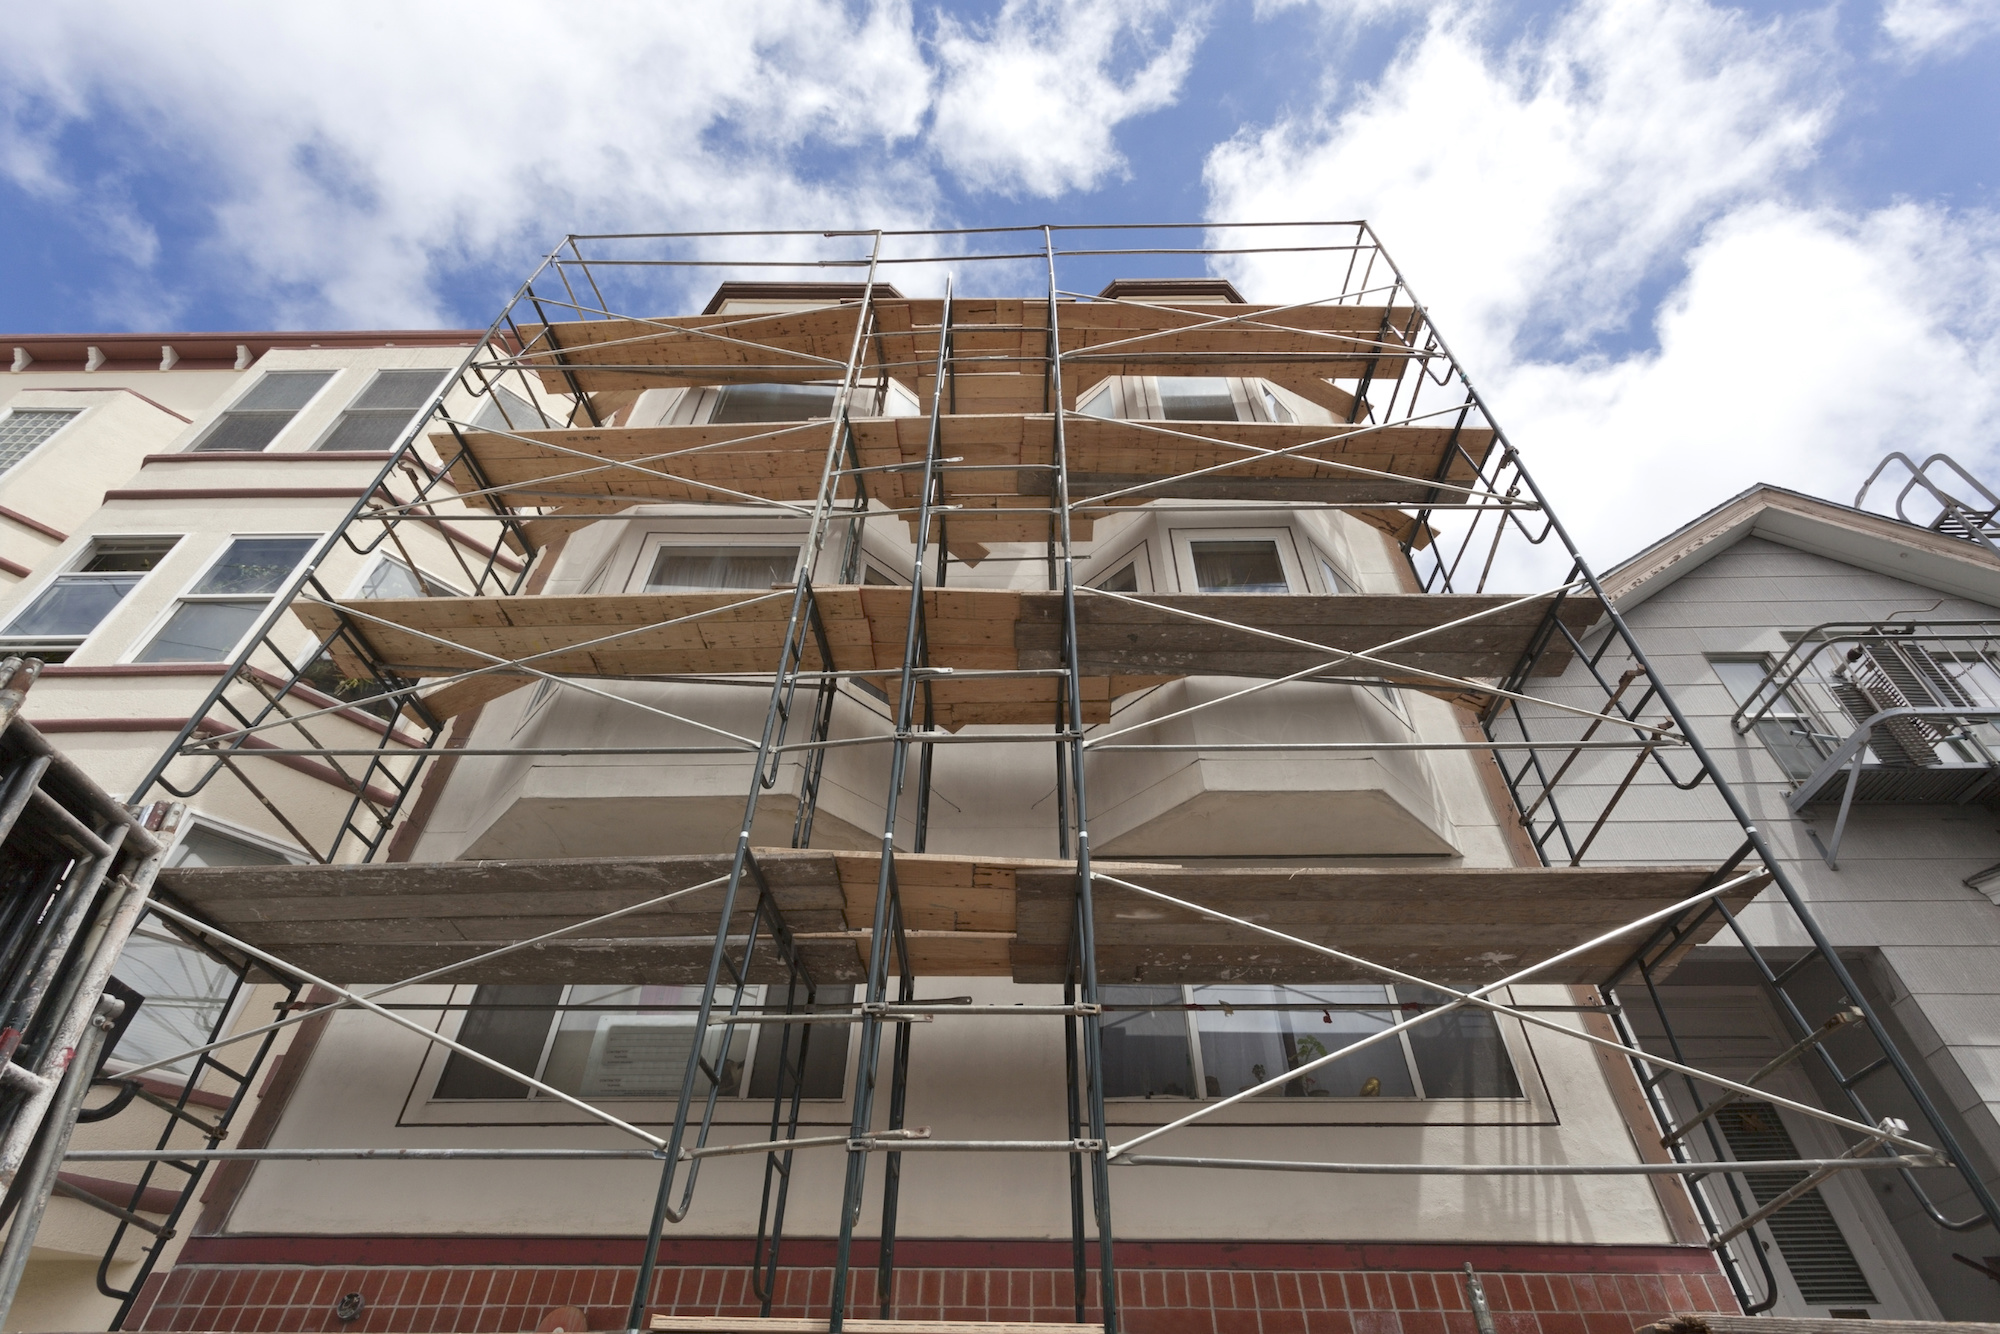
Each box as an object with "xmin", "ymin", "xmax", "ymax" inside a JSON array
[{"xmin": 1519, "ymin": 535, "xmax": 2000, "ymax": 1227}]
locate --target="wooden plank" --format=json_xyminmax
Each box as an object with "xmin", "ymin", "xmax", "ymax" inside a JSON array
[
  {"xmin": 298, "ymin": 589, "xmax": 1597, "ymax": 700},
  {"xmin": 1010, "ymin": 865, "xmax": 1765, "ymax": 986},
  {"xmin": 158, "ymin": 852, "xmax": 1762, "ymax": 988},
  {"xmin": 651, "ymin": 1319, "xmax": 1104, "ymax": 1334}
]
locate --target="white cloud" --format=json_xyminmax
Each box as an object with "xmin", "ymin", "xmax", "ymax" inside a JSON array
[
  {"xmin": 0, "ymin": 0, "xmax": 1203, "ymax": 327},
  {"xmin": 1881, "ymin": 0, "xmax": 2000, "ymax": 59},
  {"xmin": 1203, "ymin": 0, "xmax": 2000, "ymax": 572},
  {"xmin": 931, "ymin": 0, "xmax": 1205, "ymax": 197}
]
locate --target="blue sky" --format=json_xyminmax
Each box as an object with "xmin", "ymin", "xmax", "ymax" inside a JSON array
[{"xmin": 3, "ymin": 0, "xmax": 1997, "ymax": 561}]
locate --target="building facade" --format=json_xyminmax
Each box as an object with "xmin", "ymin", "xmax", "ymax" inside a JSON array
[{"xmin": 1, "ymin": 225, "xmax": 1989, "ymax": 1334}]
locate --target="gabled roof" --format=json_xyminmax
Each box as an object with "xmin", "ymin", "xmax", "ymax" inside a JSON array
[{"xmin": 1601, "ymin": 483, "xmax": 2000, "ymax": 613}]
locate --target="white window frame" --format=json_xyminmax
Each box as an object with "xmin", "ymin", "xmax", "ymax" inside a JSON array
[
  {"xmin": 1072, "ymin": 377, "xmax": 1291, "ymax": 424},
  {"xmin": 666, "ymin": 379, "xmax": 920, "ymax": 426},
  {"xmin": 187, "ymin": 369, "xmax": 338, "ymax": 453},
  {"xmin": 1167, "ymin": 525, "xmax": 1308, "ymax": 594},
  {"xmin": 125, "ymin": 532, "xmax": 320, "ymax": 665},
  {"xmin": 0, "ymin": 534, "xmax": 183, "ymax": 660},
  {"xmin": 1088, "ymin": 538, "xmax": 1155, "ymax": 593},
  {"xmin": 399, "ymin": 982, "xmax": 860, "ymax": 1126},
  {"xmin": 625, "ymin": 533, "xmax": 804, "ymax": 594}
]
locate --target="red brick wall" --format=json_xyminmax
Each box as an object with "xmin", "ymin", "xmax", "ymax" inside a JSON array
[{"xmin": 131, "ymin": 1239, "xmax": 1738, "ymax": 1334}]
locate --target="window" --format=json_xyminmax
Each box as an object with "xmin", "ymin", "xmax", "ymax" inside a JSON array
[
  {"xmin": 1157, "ymin": 377, "xmax": 1239, "ymax": 422},
  {"xmin": 0, "ymin": 409, "xmax": 79, "ymax": 473},
  {"xmin": 1100, "ymin": 984, "xmax": 1520, "ymax": 1100},
  {"xmin": 357, "ymin": 556, "xmax": 459, "ymax": 600},
  {"xmin": 1712, "ymin": 658, "xmax": 1828, "ymax": 780},
  {"xmin": 317, "ymin": 370, "xmax": 449, "ymax": 451},
  {"xmin": 643, "ymin": 545, "xmax": 799, "ymax": 592},
  {"xmin": 709, "ymin": 383, "xmax": 841, "ymax": 424},
  {"xmin": 433, "ymin": 984, "xmax": 853, "ymax": 1101},
  {"xmin": 136, "ymin": 536, "xmax": 315, "ymax": 663},
  {"xmin": 1190, "ymin": 539, "xmax": 1289, "ymax": 593},
  {"xmin": 1316, "ymin": 553, "xmax": 1354, "ymax": 594},
  {"xmin": 1260, "ymin": 384, "xmax": 1295, "ymax": 424},
  {"xmin": 0, "ymin": 538, "xmax": 177, "ymax": 662},
  {"xmin": 191, "ymin": 371, "xmax": 335, "ymax": 452},
  {"xmin": 107, "ymin": 825, "xmax": 298, "ymax": 1078},
  {"xmin": 1096, "ymin": 562, "xmax": 1140, "ymax": 593},
  {"xmin": 471, "ymin": 385, "xmax": 553, "ymax": 432}
]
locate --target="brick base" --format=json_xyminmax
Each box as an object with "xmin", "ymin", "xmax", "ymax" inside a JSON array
[{"xmin": 133, "ymin": 1242, "xmax": 1738, "ymax": 1334}]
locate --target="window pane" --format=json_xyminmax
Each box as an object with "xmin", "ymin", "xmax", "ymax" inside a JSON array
[
  {"xmin": 1260, "ymin": 385, "xmax": 1295, "ymax": 423},
  {"xmin": 190, "ymin": 537, "xmax": 314, "ymax": 596},
  {"xmin": 235, "ymin": 371, "xmax": 336, "ymax": 411},
  {"xmin": 1193, "ymin": 984, "xmax": 1415, "ymax": 1098},
  {"xmin": 1712, "ymin": 659, "xmax": 1825, "ymax": 779},
  {"xmin": 136, "ymin": 600, "xmax": 263, "ymax": 662},
  {"xmin": 1157, "ymin": 377, "xmax": 1238, "ymax": 422},
  {"xmin": 351, "ymin": 369, "xmax": 446, "ymax": 412},
  {"xmin": 645, "ymin": 545, "xmax": 799, "ymax": 592},
  {"xmin": 3, "ymin": 575, "xmax": 143, "ymax": 638},
  {"xmin": 191, "ymin": 414, "xmax": 293, "ymax": 453},
  {"xmin": 358, "ymin": 558, "xmax": 454, "ymax": 600},
  {"xmin": 749, "ymin": 985, "xmax": 854, "ymax": 1099},
  {"xmin": 106, "ymin": 926, "xmax": 238, "ymax": 1079},
  {"xmin": 1096, "ymin": 563, "xmax": 1139, "ymax": 593},
  {"xmin": 0, "ymin": 410, "xmax": 79, "ymax": 472},
  {"xmin": 472, "ymin": 386, "xmax": 552, "ymax": 432},
  {"xmin": 83, "ymin": 540, "xmax": 175, "ymax": 573},
  {"xmin": 1318, "ymin": 556, "xmax": 1353, "ymax": 594},
  {"xmin": 435, "ymin": 985, "xmax": 563, "ymax": 1100},
  {"xmin": 173, "ymin": 826, "xmax": 293, "ymax": 867},
  {"xmin": 709, "ymin": 384, "xmax": 839, "ymax": 424},
  {"xmin": 1100, "ymin": 986, "xmax": 1195, "ymax": 1097},
  {"xmin": 539, "ymin": 984, "xmax": 747, "ymax": 1099},
  {"xmin": 1397, "ymin": 986, "xmax": 1521, "ymax": 1098},
  {"xmin": 1077, "ymin": 386, "xmax": 1118, "ymax": 419},
  {"xmin": 1191, "ymin": 540, "xmax": 1288, "ymax": 593},
  {"xmin": 317, "ymin": 412, "xmax": 411, "ymax": 452}
]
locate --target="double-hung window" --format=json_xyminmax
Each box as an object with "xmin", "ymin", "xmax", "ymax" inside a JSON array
[
  {"xmin": 357, "ymin": 556, "xmax": 459, "ymax": 600},
  {"xmin": 471, "ymin": 385, "xmax": 553, "ymax": 432},
  {"xmin": 317, "ymin": 370, "xmax": 449, "ymax": 451},
  {"xmin": 0, "ymin": 538, "xmax": 177, "ymax": 662},
  {"xmin": 0, "ymin": 409, "xmax": 80, "ymax": 474},
  {"xmin": 191, "ymin": 371, "xmax": 335, "ymax": 452},
  {"xmin": 1100, "ymin": 983, "xmax": 1521, "ymax": 1101},
  {"xmin": 432, "ymin": 984, "xmax": 854, "ymax": 1102},
  {"xmin": 136, "ymin": 536, "xmax": 315, "ymax": 662}
]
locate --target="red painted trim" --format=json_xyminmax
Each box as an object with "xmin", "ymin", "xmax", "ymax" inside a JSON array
[
  {"xmin": 36, "ymin": 664, "xmax": 427, "ymax": 748},
  {"xmin": 101, "ymin": 487, "xmax": 369, "ymax": 502},
  {"xmin": 16, "ymin": 386, "xmax": 193, "ymax": 422},
  {"xmin": 0, "ymin": 557, "xmax": 28, "ymax": 580},
  {"xmin": 142, "ymin": 452, "xmax": 394, "ymax": 465},
  {"xmin": 28, "ymin": 716, "xmax": 401, "ymax": 806},
  {"xmin": 0, "ymin": 505, "xmax": 68, "ymax": 541},
  {"xmin": 171, "ymin": 1235, "xmax": 1725, "ymax": 1276}
]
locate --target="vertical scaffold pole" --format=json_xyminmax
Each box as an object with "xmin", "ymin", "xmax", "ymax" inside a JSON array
[
  {"xmin": 624, "ymin": 234, "xmax": 887, "ymax": 1334},
  {"xmin": 1043, "ymin": 227, "xmax": 1118, "ymax": 1334},
  {"xmin": 829, "ymin": 282, "xmax": 955, "ymax": 1333}
]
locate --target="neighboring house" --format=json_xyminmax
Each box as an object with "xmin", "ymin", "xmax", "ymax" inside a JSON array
[
  {"xmin": 0, "ymin": 329, "xmax": 488, "ymax": 1331},
  {"xmin": 1511, "ymin": 482, "xmax": 2000, "ymax": 1320}
]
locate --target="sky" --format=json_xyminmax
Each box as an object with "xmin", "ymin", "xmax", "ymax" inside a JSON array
[{"xmin": 2, "ymin": 0, "xmax": 1998, "ymax": 568}]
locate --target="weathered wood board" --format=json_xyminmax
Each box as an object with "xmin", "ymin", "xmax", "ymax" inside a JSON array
[{"xmin": 156, "ymin": 851, "xmax": 1760, "ymax": 987}]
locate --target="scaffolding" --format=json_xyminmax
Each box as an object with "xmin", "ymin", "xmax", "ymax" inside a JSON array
[{"xmin": 33, "ymin": 222, "xmax": 1994, "ymax": 1331}]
